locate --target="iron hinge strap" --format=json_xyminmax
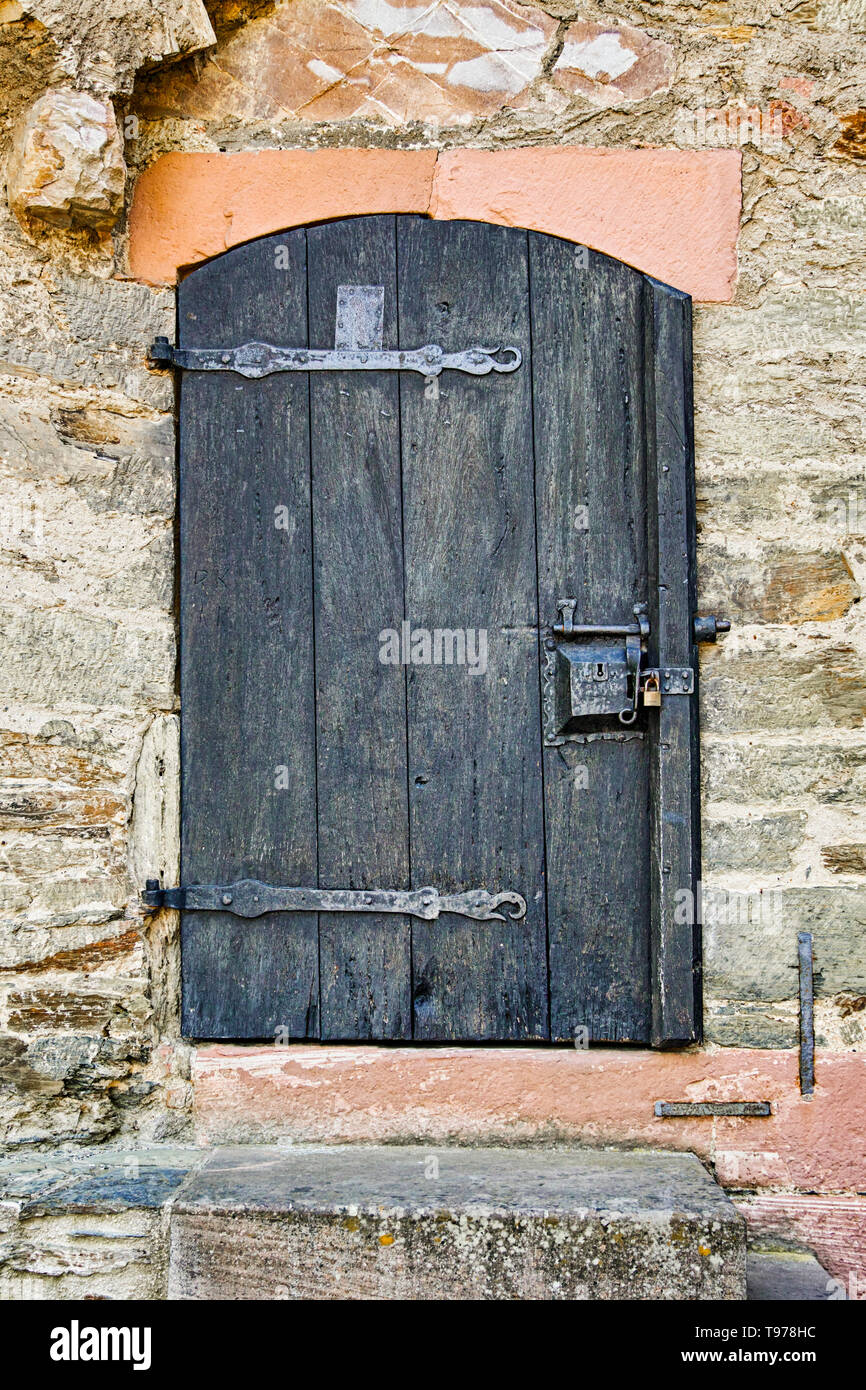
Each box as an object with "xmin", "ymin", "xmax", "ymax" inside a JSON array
[
  {"xmin": 142, "ymin": 879, "xmax": 527, "ymax": 922},
  {"xmin": 149, "ymin": 338, "xmax": 522, "ymax": 380}
]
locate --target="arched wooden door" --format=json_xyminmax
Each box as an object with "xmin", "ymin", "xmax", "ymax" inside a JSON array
[{"xmin": 159, "ymin": 215, "xmax": 706, "ymax": 1045}]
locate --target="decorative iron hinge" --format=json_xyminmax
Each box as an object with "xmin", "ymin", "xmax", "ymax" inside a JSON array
[
  {"xmin": 142, "ymin": 879, "xmax": 527, "ymax": 923},
  {"xmin": 151, "ymin": 281, "xmax": 522, "ymax": 381},
  {"xmin": 149, "ymin": 338, "xmax": 522, "ymax": 380}
]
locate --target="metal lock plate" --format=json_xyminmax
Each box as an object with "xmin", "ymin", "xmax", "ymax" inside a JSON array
[
  {"xmin": 565, "ymin": 640, "xmax": 630, "ymax": 718},
  {"xmin": 543, "ymin": 601, "xmax": 648, "ymax": 743}
]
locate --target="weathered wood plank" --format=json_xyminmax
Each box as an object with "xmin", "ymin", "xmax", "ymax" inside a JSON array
[
  {"xmin": 530, "ymin": 235, "xmax": 651, "ymax": 1043},
  {"xmin": 306, "ymin": 216, "xmax": 412, "ymax": 1039},
  {"xmin": 645, "ymin": 276, "xmax": 700, "ymax": 1046},
  {"xmin": 398, "ymin": 217, "xmax": 548, "ymax": 1041},
  {"xmin": 179, "ymin": 230, "xmax": 319, "ymax": 1038}
]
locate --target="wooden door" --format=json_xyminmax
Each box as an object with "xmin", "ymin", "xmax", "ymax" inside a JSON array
[{"xmin": 174, "ymin": 215, "xmax": 701, "ymax": 1046}]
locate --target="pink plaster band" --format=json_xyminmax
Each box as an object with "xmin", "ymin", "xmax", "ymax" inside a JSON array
[
  {"xmin": 192, "ymin": 1044, "xmax": 864, "ymax": 1194},
  {"xmin": 128, "ymin": 146, "xmax": 740, "ymax": 302}
]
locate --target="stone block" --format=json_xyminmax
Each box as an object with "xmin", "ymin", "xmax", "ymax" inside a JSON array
[
  {"xmin": 430, "ymin": 147, "xmax": 740, "ymax": 302},
  {"xmin": 738, "ymin": 1194, "xmax": 866, "ymax": 1295},
  {"xmin": 128, "ymin": 149, "xmax": 437, "ymax": 285},
  {"xmin": 699, "ymin": 639, "xmax": 866, "ymax": 733},
  {"xmin": 834, "ymin": 109, "xmax": 866, "ymax": 159},
  {"xmin": 128, "ymin": 714, "xmax": 180, "ymax": 890},
  {"xmin": 698, "ymin": 544, "xmax": 859, "ymax": 625},
  {"xmin": 697, "ymin": 468, "xmax": 866, "ymax": 545},
  {"xmin": 0, "ymin": 716, "xmax": 139, "ymax": 936},
  {"xmin": 695, "ymin": 289, "xmax": 866, "ymax": 361},
  {"xmin": 702, "ymin": 812, "xmax": 807, "ymax": 872},
  {"xmin": 0, "ymin": 1146, "xmax": 200, "ymax": 1299},
  {"xmin": 553, "ymin": 21, "xmax": 675, "ymax": 106},
  {"xmin": 1, "ymin": 927, "xmax": 143, "ymax": 976},
  {"xmin": 701, "ymin": 737, "xmax": 866, "ymax": 805},
  {"xmin": 810, "ymin": 0, "xmax": 866, "ymax": 31},
  {"xmin": 747, "ymin": 1250, "xmax": 837, "ymax": 1300},
  {"xmin": 169, "ymin": 1146, "xmax": 745, "ymax": 1300},
  {"xmin": 190, "ymin": 1046, "xmax": 866, "ymax": 1193},
  {"xmin": 0, "ymin": 1027, "xmax": 157, "ymax": 1149},
  {"xmin": 5, "ymin": 981, "xmax": 147, "ymax": 1035},
  {"xmin": 0, "ymin": 607, "xmax": 174, "ymax": 710},
  {"xmin": 703, "ymin": 886, "xmax": 866, "ymax": 1000},
  {"xmin": 0, "ymin": 390, "xmax": 175, "ymax": 552},
  {"xmin": 7, "ymin": 90, "xmax": 125, "ymax": 233},
  {"xmin": 704, "ymin": 999, "xmax": 799, "ymax": 1049},
  {"xmin": 25, "ymin": 0, "xmax": 215, "ymax": 95},
  {"xmin": 0, "ymin": 267, "xmax": 173, "ymax": 406},
  {"xmin": 127, "ymin": 147, "xmax": 741, "ymax": 302},
  {"xmin": 135, "ymin": 0, "xmax": 558, "ymax": 125},
  {"xmin": 0, "ymin": 486, "xmax": 173, "ymax": 617},
  {"xmin": 822, "ymin": 843, "xmax": 866, "ymax": 873}
]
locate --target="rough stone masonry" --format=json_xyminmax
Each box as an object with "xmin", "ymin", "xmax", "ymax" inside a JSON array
[{"xmin": 0, "ymin": 0, "xmax": 864, "ymax": 1294}]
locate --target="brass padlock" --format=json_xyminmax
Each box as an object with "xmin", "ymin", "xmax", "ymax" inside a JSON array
[{"xmin": 643, "ymin": 673, "xmax": 662, "ymax": 708}]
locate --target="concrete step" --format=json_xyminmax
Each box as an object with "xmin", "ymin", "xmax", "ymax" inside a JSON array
[{"xmin": 168, "ymin": 1145, "xmax": 746, "ymax": 1300}]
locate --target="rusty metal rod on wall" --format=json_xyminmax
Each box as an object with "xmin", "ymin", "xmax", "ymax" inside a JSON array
[{"xmin": 799, "ymin": 930, "xmax": 815, "ymax": 1096}]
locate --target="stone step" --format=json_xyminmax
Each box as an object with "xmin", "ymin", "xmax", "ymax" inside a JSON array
[
  {"xmin": 747, "ymin": 1250, "xmax": 839, "ymax": 1301},
  {"xmin": 168, "ymin": 1145, "xmax": 746, "ymax": 1300}
]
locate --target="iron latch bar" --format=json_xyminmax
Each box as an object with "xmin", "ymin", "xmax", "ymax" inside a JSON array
[
  {"xmin": 552, "ymin": 600, "xmax": 649, "ymax": 642},
  {"xmin": 142, "ymin": 878, "xmax": 527, "ymax": 922},
  {"xmin": 149, "ymin": 337, "xmax": 522, "ymax": 380}
]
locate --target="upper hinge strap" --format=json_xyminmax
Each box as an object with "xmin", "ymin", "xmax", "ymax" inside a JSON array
[
  {"xmin": 149, "ymin": 338, "xmax": 522, "ymax": 379},
  {"xmin": 152, "ymin": 281, "xmax": 522, "ymax": 379}
]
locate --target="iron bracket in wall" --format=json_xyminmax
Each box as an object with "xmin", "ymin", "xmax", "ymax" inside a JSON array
[
  {"xmin": 798, "ymin": 930, "xmax": 815, "ymax": 1096},
  {"xmin": 149, "ymin": 337, "xmax": 522, "ymax": 380},
  {"xmin": 654, "ymin": 1101, "xmax": 772, "ymax": 1118},
  {"xmin": 694, "ymin": 615, "xmax": 731, "ymax": 642},
  {"xmin": 142, "ymin": 878, "xmax": 527, "ymax": 922}
]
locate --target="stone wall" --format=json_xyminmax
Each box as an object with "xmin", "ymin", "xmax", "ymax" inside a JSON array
[{"xmin": 0, "ymin": 0, "xmax": 865, "ymax": 1154}]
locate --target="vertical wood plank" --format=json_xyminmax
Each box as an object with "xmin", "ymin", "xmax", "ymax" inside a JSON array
[
  {"xmin": 530, "ymin": 235, "xmax": 652, "ymax": 1044},
  {"xmin": 645, "ymin": 277, "xmax": 701, "ymax": 1046},
  {"xmin": 398, "ymin": 217, "xmax": 548, "ymax": 1041},
  {"xmin": 179, "ymin": 231, "xmax": 319, "ymax": 1038},
  {"xmin": 306, "ymin": 216, "xmax": 412, "ymax": 1039}
]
